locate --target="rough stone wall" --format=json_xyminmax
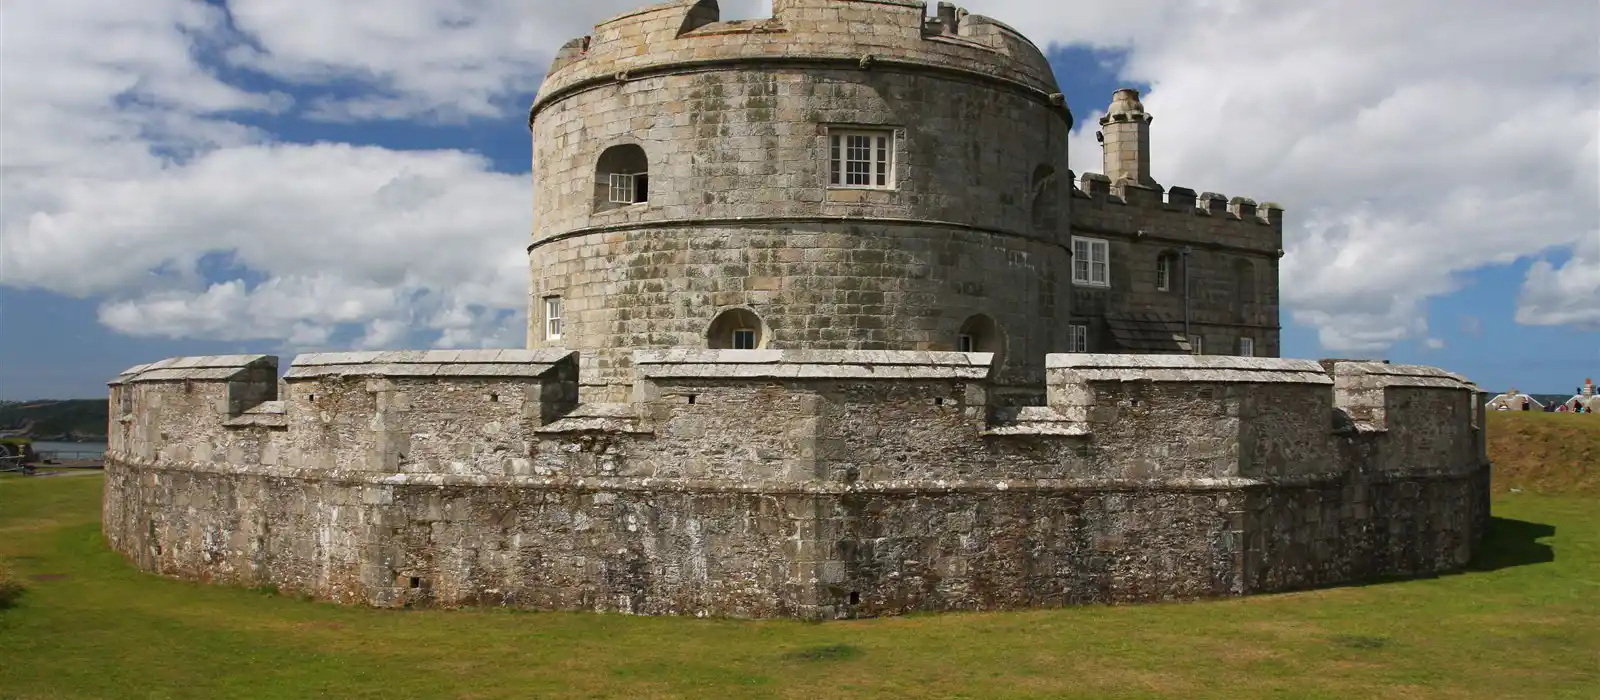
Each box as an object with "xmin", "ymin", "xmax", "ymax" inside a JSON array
[
  {"xmin": 1066, "ymin": 176, "xmax": 1283, "ymax": 357},
  {"xmin": 528, "ymin": 2, "xmax": 1074, "ymax": 400},
  {"xmin": 103, "ymin": 350, "xmax": 1489, "ymax": 620}
]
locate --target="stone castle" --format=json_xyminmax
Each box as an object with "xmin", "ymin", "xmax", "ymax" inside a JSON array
[{"xmin": 103, "ymin": 0, "xmax": 1490, "ymax": 620}]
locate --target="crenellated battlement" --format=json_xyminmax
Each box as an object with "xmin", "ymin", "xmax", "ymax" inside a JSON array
[
  {"xmin": 1068, "ymin": 170, "xmax": 1284, "ymax": 256},
  {"xmin": 533, "ymin": 0, "xmax": 1059, "ymax": 118},
  {"xmin": 1072, "ymin": 171, "xmax": 1283, "ymax": 228}
]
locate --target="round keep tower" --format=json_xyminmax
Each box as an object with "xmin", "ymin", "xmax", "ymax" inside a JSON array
[{"xmin": 528, "ymin": 0, "xmax": 1076, "ymax": 400}]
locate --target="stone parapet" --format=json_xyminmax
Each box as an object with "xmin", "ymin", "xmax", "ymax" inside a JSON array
[
  {"xmin": 1071, "ymin": 170, "xmax": 1283, "ymax": 255},
  {"xmin": 534, "ymin": 0, "xmax": 1059, "ymax": 116},
  {"xmin": 101, "ymin": 349, "xmax": 1490, "ymax": 619}
]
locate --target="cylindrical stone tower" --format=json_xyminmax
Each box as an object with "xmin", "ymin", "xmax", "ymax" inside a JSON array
[{"xmin": 528, "ymin": 0, "xmax": 1075, "ymax": 400}]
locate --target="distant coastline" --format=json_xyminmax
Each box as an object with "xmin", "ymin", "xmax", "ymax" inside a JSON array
[{"xmin": 0, "ymin": 399, "xmax": 109, "ymax": 442}]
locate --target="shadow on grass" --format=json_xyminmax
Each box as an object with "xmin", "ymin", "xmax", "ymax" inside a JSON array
[{"xmin": 1468, "ymin": 517, "xmax": 1555, "ymax": 572}]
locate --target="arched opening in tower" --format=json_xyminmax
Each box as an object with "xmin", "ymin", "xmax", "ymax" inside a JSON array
[
  {"xmin": 594, "ymin": 143, "xmax": 650, "ymax": 212},
  {"xmin": 707, "ymin": 307, "xmax": 766, "ymax": 350},
  {"xmin": 957, "ymin": 314, "xmax": 1005, "ymax": 358}
]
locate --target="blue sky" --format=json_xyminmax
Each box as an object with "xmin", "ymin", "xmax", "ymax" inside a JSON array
[{"xmin": 1, "ymin": 1, "xmax": 1596, "ymax": 400}]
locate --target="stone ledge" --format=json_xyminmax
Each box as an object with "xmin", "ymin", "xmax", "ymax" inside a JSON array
[
  {"xmin": 286, "ymin": 350, "xmax": 577, "ymax": 379},
  {"xmin": 1047, "ymin": 354, "xmax": 1331, "ymax": 385},
  {"xmin": 222, "ymin": 401, "xmax": 288, "ymax": 429},
  {"xmin": 636, "ymin": 349, "xmax": 994, "ymax": 380},
  {"xmin": 1333, "ymin": 361, "xmax": 1473, "ymax": 389},
  {"xmin": 106, "ymin": 454, "xmax": 1488, "ymax": 493},
  {"xmin": 535, "ymin": 403, "xmax": 651, "ymax": 434},
  {"xmin": 112, "ymin": 354, "xmax": 277, "ymax": 385},
  {"xmin": 982, "ymin": 406, "xmax": 1090, "ymax": 437}
]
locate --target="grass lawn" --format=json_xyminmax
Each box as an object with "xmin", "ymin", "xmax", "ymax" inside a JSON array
[
  {"xmin": 1, "ymin": 474, "xmax": 1596, "ymax": 700},
  {"xmin": 1488, "ymin": 412, "xmax": 1599, "ymax": 497}
]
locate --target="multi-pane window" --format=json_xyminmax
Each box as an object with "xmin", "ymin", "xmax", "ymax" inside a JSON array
[
  {"xmin": 608, "ymin": 173, "xmax": 633, "ymax": 204},
  {"xmin": 1189, "ymin": 334, "xmax": 1204, "ymax": 355},
  {"xmin": 1069, "ymin": 324, "xmax": 1089, "ymax": 352},
  {"xmin": 1156, "ymin": 255, "xmax": 1172, "ymax": 291},
  {"xmin": 1072, "ymin": 237, "xmax": 1110, "ymax": 287},
  {"xmin": 732, "ymin": 329, "xmax": 756, "ymax": 350},
  {"xmin": 544, "ymin": 296, "xmax": 563, "ymax": 340},
  {"xmin": 1238, "ymin": 337, "xmax": 1255, "ymax": 357},
  {"xmin": 608, "ymin": 172, "xmax": 648, "ymax": 204},
  {"xmin": 829, "ymin": 129, "xmax": 893, "ymax": 188}
]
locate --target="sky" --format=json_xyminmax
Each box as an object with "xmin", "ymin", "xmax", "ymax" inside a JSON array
[{"xmin": 1, "ymin": 0, "xmax": 1597, "ymax": 400}]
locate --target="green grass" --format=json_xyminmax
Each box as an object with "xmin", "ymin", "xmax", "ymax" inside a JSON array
[{"xmin": 1, "ymin": 475, "xmax": 1596, "ymax": 700}]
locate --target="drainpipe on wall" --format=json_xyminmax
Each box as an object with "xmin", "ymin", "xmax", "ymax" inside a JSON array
[{"xmin": 1181, "ymin": 246, "xmax": 1193, "ymax": 339}]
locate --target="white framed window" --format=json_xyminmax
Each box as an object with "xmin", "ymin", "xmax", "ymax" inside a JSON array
[
  {"xmin": 957, "ymin": 334, "xmax": 975, "ymax": 353},
  {"xmin": 608, "ymin": 173, "xmax": 636, "ymax": 204},
  {"xmin": 829, "ymin": 129, "xmax": 893, "ymax": 189},
  {"xmin": 1155, "ymin": 255, "xmax": 1172, "ymax": 291},
  {"xmin": 1069, "ymin": 324, "xmax": 1089, "ymax": 352},
  {"xmin": 732, "ymin": 328, "xmax": 757, "ymax": 350},
  {"xmin": 1072, "ymin": 237, "xmax": 1110, "ymax": 287},
  {"xmin": 1189, "ymin": 334, "xmax": 1204, "ymax": 355},
  {"xmin": 544, "ymin": 296, "xmax": 563, "ymax": 340},
  {"xmin": 1238, "ymin": 337, "xmax": 1255, "ymax": 357}
]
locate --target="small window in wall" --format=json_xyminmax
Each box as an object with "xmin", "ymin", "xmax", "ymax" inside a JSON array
[
  {"xmin": 1238, "ymin": 337, "xmax": 1255, "ymax": 357},
  {"xmin": 544, "ymin": 296, "xmax": 563, "ymax": 340},
  {"xmin": 1072, "ymin": 237, "xmax": 1110, "ymax": 287},
  {"xmin": 829, "ymin": 128, "xmax": 893, "ymax": 189},
  {"xmin": 1156, "ymin": 254, "xmax": 1175, "ymax": 292},
  {"xmin": 708, "ymin": 307, "xmax": 765, "ymax": 349},
  {"xmin": 957, "ymin": 314, "xmax": 1004, "ymax": 356},
  {"xmin": 1189, "ymin": 334, "xmax": 1204, "ymax": 355},
  {"xmin": 594, "ymin": 143, "xmax": 649, "ymax": 212},
  {"xmin": 1069, "ymin": 324, "xmax": 1089, "ymax": 352},
  {"xmin": 732, "ymin": 328, "xmax": 757, "ymax": 350}
]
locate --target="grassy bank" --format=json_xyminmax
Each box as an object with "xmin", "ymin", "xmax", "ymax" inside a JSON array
[
  {"xmin": 1, "ymin": 474, "xmax": 1595, "ymax": 699},
  {"xmin": 1488, "ymin": 411, "xmax": 1599, "ymax": 497}
]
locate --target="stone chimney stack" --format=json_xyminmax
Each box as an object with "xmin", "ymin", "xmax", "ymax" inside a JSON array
[{"xmin": 1097, "ymin": 88, "xmax": 1157, "ymax": 188}]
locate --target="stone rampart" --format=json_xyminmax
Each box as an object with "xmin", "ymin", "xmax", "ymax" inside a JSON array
[{"xmin": 102, "ymin": 350, "xmax": 1490, "ymax": 619}]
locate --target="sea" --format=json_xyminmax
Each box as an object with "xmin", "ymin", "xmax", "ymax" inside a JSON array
[{"xmin": 30, "ymin": 440, "xmax": 107, "ymax": 459}]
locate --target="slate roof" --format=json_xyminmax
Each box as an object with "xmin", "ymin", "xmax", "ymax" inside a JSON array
[{"xmin": 1102, "ymin": 311, "xmax": 1193, "ymax": 353}]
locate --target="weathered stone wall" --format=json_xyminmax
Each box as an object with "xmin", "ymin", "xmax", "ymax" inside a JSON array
[
  {"xmin": 1066, "ymin": 175, "xmax": 1284, "ymax": 357},
  {"xmin": 103, "ymin": 350, "xmax": 1489, "ymax": 620},
  {"xmin": 528, "ymin": 1, "xmax": 1075, "ymax": 399}
]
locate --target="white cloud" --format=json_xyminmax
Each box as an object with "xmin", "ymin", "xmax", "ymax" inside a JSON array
[
  {"xmin": 1038, "ymin": 0, "xmax": 1599, "ymax": 350},
  {"xmin": 1424, "ymin": 338, "xmax": 1446, "ymax": 351},
  {"xmin": 1517, "ymin": 233, "xmax": 1600, "ymax": 330},
  {"xmin": 219, "ymin": 0, "xmax": 773, "ymax": 122},
  {"xmin": 1, "ymin": 0, "xmax": 1596, "ymax": 358}
]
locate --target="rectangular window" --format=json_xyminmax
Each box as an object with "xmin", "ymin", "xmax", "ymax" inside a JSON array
[
  {"xmin": 732, "ymin": 329, "xmax": 756, "ymax": 350},
  {"xmin": 829, "ymin": 129, "xmax": 893, "ymax": 189},
  {"xmin": 1069, "ymin": 324, "xmax": 1089, "ymax": 352},
  {"xmin": 958, "ymin": 334, "xmax": 975, "ymax": 353},
  {"xmin": 608, "ymin": 173, "xmax": 634, "ymax": 204},
  {"xmin": 1155, "ymin": 256, "xmax": 1171, "ymax": 291},
  {"xmin": 1072, "ymin": 237, "xmax": 1110, "ymax": 287},
  {"xmin": 1189, "ymin": 334, "xmax": 1204, "ymax": 355},
  {"xmin": 544, "ymin": 296, "xmax": 562, "ymax": 340},
  {"xmin": 1238, "ymin": 337, "xmax": 1255, "ymax": 357}
]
